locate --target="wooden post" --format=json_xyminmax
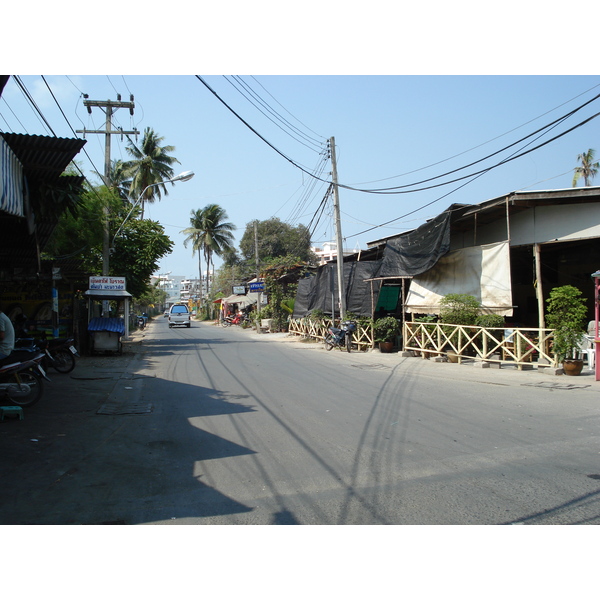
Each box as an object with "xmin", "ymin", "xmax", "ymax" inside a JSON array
[{"xmin": 534, "ymin": 243, "xmax": 545, "ymax": 329}]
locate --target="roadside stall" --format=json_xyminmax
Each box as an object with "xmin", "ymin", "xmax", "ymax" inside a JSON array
[{"xmin": 84, "ymin": 276, "xmax": 132, "ymax": 355}]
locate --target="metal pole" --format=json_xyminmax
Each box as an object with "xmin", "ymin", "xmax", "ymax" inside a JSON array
[{"xmin": 330, "ymin": 137, "xmax": 346, "ymax": 321}]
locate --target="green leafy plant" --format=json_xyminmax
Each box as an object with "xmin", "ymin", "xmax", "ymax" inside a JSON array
[
  {"xmin": 373, "ymin": 316, "xmax": 400, "ymax": 343},
  {"xmin": 546, "ymin": 285, "xmax": 587, "ymax": 362},
  {"xmin": 439, "ymin": 294, "xmax": 481, "ymax": 325}
]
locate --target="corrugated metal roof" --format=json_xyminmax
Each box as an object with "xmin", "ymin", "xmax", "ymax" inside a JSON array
[
  {"xmin": 0, "ymin": 133, "xmax": 87, "ymax": 273},
  {"xmin": 0, "ymin": 133, "xmax": 86, "ymax": 183}
]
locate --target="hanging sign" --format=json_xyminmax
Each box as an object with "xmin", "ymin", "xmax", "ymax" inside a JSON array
[
  {"xmin": 232, "ymin": 285, "xmax": 246, "ymax": 295},
  {"xmin": 249, "ymin": 282, "xmax": 265, "ymax": 292}
]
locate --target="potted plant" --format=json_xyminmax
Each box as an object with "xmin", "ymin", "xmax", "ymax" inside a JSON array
[
  {"xmin": 546, "ymin": 285, "xmax": 588, "ymax": 376},
  {"xmin": 440, "ymin": 293, "xmax": 480, "ymax": 359},
  {"xmin": 374, "ymin": 316, "xmax": 400, "ymax": 353}
]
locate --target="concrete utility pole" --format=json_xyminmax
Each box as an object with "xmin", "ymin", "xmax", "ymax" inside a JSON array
[
  {"xmin": 77, "ymin": 95, "xmax": 138, "ymax": 275},
  {"xmin": 330, "ymin": 137, "xmax": 346, "ymax": 320},
  {"xmin": 254, "ymin": 220, "xmax": 263, "ymax": 333}
]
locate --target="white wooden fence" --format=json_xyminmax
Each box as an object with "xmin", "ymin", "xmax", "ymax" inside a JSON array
[
  {"xmin": 289, "ymin": 317, "xmax": 559, "ymax": 368},
  {"xmin": 403, "ymin": 321, "xmax": 556, "ymax": 368},
  {"xmin": 288, "ymin": 318, "xmax": 374, "ymax": 350}
]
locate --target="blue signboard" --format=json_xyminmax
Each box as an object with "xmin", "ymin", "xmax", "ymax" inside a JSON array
[{"xmin": 249, "ymin": 282, "xmax": 265, "ymax": 292}]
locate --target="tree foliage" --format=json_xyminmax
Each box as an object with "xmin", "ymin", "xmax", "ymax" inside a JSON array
[
  {"xmin": 111, "ymin": 217, "xmax": 174, "ymax": 298},
  {"xmin": 239, "ymin": 218, "xmax": 316, "ymax": 264},
  {"xmin": 45, "ymin": 183, "xmax": 174, "ymax": 299},
  {"xmin": 181, "ymin": 204, "xmax": 236, "ymax": 298},
  {"xmin": 439, "ymin": 293, "xmax": 481, "ymax": 325},
  {"xmin": 124, "ymin": 127, "xmax": 180, "ymax": 217},
  {"xmin": 572, "ymin": 148, "xmax": 599, "ymax": 187}
]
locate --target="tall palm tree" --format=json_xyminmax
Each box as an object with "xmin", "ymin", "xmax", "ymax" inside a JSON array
[
  {"xmin": 124, "ymin": 127, "xmax": 180, "ymax": 217},
  {"xmin": 572, "ymin": 149, "xmax": 599, "ymax": 187},
  {"xmin": 181, "ymin": 204, "xmax": 236, "ymax": 301}
]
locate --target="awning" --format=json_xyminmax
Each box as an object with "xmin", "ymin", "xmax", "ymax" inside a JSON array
[
  {"xmin": 222, "ymin": 293, "xmax": 260, "ymax": 307},
  {"xmin": 405, "ymin": 241, "xmax": 513, "ymax": 316}
]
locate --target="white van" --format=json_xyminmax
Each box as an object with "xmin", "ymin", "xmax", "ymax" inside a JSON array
[{"xmin": 168, "ymin": 304, "xmax": 191, "ymax": 328}]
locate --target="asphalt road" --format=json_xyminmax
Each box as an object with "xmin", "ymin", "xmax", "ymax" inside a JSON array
[{"xmin": 2, "ymin": 318, "xmax": 600, "ymax": 525}]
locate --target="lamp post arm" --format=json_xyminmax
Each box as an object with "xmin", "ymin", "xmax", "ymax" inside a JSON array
[
  {"xmin": 111, "ymin": 181, "xmax": 160, "ymax": 245},
  {"xmin": 111, "ymin": 171, "xmax": 194, "ymax": 246}
]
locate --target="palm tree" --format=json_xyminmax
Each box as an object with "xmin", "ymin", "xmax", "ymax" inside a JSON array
[
  {"xmin": 94, "ymin": 159, "xmax": 131, "ymax": 201},
  {"xmin": 572, "ymin": 149, "xmax": 599, "ymax": 187},
  {"xmin": 124, "ymin": 127, "xmax": 180, "ymax": 217},
  {"xmin": 181, "ymin": 204, "xmax": 236, "ymax": 301}
]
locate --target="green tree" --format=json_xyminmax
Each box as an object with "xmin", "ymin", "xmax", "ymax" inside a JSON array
[
  {"xmin": 261, "ymin": 256, "xmax": 308, "ymax": 331},
  {"xmin": 124, "ymin": 127, "xmax": 180, "ymax": 217},
  {"xmin": 572, "ymin": 149, "xmax": 599, "ymax": 187},
  {"xmin": 111, "ymin": 216, "xmax": 174, "ymax": 298},
  {"xmin": 181, "ymin": 204, "xmax": 236, "ymax": 300},
  {"xmin": 239, "ymin": 218, "xmax": 316, "ymax": 264},
  {"xmin": 46, "ymin": 183, "xmax": 174, "ymax": 298}
]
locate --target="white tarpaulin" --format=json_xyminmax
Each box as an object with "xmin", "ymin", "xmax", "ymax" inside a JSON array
[{"xmin": 405, "ymin": 240, "xmax": 513, "ymax": 316}]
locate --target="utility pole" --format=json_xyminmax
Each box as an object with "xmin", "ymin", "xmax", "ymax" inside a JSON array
[
  {"xmin": 254, "ymin": 220, "xmax": 263, "ymax": 333},
  {"xmin": 330, "ymin": 136, "xmax": 346, "ymax": 320},
  {"xmin": 76, "ymin": 95, "xmax": 138, "ymax": 276}
]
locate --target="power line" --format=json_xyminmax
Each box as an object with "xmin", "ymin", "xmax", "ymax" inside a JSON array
[
  {"xmin": 349, "ymin": 82, "xmax": 600, "ymax": 186},
  {"xmin": 250, "ymin": 75, "xmax": 326, "ymax": 140},
  {"xmin": 226, "ymin": 75, "xmax": 325, "ymax": 151},
  {"xmin": 41, "ymin": 76, "xmax": 105, "ymax": 182},
  {"xmin": 358, "ymin": 92, "xmax": 600, "ymax": 193},
  {"xmin": 197, "ymin": 74, "xmax": 600, "ymax": 197},
  {"xmin": 196, "ymin": 75, "xmax": 327, "ymax": 177},
  {"xmin": 0, "ymin": 96, "xmax": 28, "ymax": 132},
  {"xmin": 13, "ymin": 76, "xmax": 56, "ymax": 136}
]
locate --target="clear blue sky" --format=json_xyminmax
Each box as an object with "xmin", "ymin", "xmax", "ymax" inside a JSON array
[
  {"xmin": 3, "ymin": 74, "xmax": 599, "ymax": 280},
  {"xmin": 3, "ymin": 9, "xmax": 599, "ymax": 281}
]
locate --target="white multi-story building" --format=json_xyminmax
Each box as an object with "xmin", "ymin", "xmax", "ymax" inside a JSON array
[
  {"xmin": 152, "ymin": 271, "xmax": 214, "ymax": 308},
  {"xmin": 152, "ymin": 274, "xmax": 186, "ymax": 307},
  {"xmin": 311, "ymin": 242, "xmax": 356, "ymax": 265}
]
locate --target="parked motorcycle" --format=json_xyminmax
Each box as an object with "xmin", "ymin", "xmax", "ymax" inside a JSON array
[
  {"xmin": 0, "ymin": 351, "xmax": 50, "ymax": 407},
  {"xmin": 15, "ymin": 337, "xmax": 78, "ymax": 374},
  {"xmin": 324, "ymin": 320, "xmax": 357, "ymax": 353},
  {"xmin": 221, "ymin": 313, "xmax": 250, "ymax": 327},
  {"xmin": 137, "ymin": 316, "xmax": 146, "ymax": 330}
]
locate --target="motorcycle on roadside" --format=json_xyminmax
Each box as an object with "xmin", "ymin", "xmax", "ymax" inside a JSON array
[
  {"xmin": 324, "ymin": 320, "xmax": 357, "ymax": 353},
  {"xmin": 15, "ymin": 336, "xmax": 79, "ymax": 374},
  {"xmin": 0, "ymin": 351, "xmax": 50, "ymax": 408}
]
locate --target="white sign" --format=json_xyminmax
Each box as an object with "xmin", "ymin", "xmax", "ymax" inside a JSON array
[{"xmin": 89, "ymin": 276, "xmax": 127, "ymax": 291}]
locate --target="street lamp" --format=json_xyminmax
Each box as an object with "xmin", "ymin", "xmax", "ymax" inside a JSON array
[{"xmin": 111, "ymin": 170, "xmax": 195, "ymax": 246}]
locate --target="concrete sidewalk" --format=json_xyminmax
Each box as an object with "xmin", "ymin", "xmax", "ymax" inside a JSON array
[{"xmin": 246, "ymin": 327, "xmax": 600, "ymax": 390}]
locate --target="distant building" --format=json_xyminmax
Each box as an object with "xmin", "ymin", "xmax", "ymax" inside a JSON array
[{"xmin": 311, "ymin": 242, "xmax": 355, "ymax": 265}]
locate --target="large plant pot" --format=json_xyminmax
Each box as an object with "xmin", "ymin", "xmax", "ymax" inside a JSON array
[
  {"xmin": 447, "ymin": 351, "xmax": 459, "ymax": 363},
  {"xmin": 563, "ymin": 359, "xmax": 584, "ymax": 376},
  {"xmin": 379, "ymin": 341, "xmax": 394, "ymax": 353}
]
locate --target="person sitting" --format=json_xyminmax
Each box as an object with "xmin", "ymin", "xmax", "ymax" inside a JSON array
[{"xmin": 0, "ymin": 302, "xmax": 15, "ymax": 361}]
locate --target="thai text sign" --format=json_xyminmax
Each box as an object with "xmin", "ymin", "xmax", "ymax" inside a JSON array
[
  {"xmin": 249, "ymin": 282, "xmax": 265, "ymax": 292},
  {"xmin": 89, "ymin": 276, "xmax": 127, "ymax": 291}
]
